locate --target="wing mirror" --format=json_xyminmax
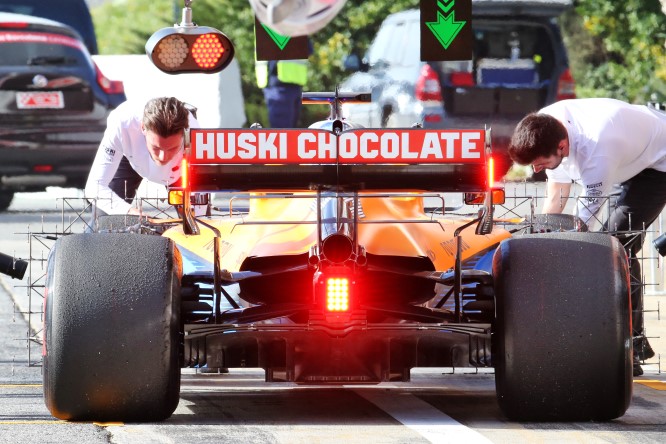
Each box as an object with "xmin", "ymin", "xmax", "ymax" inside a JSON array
[{"xmin": 464, "ymin": 188, "xmax": 505, "ymax": 206}]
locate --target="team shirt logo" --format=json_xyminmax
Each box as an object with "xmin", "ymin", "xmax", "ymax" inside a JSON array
[{"xmin": 191, "ymin": 129, "xmax": 485, "ymax": 164}]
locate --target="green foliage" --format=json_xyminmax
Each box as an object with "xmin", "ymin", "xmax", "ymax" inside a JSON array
[
  {"xmin": 307, "ymin": 0, "xmax": 420, "ymax": 92},
  {"xmin": 92, "ymin": 0, "xmax": 174, "ymax": 54},
  {"xmin": 565, "ymin": 0, "xmax": 666, "ymax": 102},
  {"xmin": 92, "ymin": 0, "xmax": 666, "ymax": 117},
  {"xmin": 91, "ymin": 0, "xmax": 419, "ymax": 126}
]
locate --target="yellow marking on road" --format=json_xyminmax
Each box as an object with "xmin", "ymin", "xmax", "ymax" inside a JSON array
[
  {"xmin": 94, "ymin": 422, "xmax": 124, "ymax": 426},
  {"xmin": 0, "ymin": 384, "xmax": 42, "ymax": 388},
  {"xmin": 635, "ymin": 379, "xmax": 666, "ymax": 391}
]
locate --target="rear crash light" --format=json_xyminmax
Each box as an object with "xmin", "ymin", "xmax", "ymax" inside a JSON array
[
  {"xmin": 556, "ymin": 68, "xmax": 576, "ymax": 101},
  {"xmin": 326, "ymin": 277, "xmax": 350, "ymax": 312},
  {"xmin": 415, "ymin": 64, "xmax": 443, "ymax": 102},
  {"xmin": 94, "ymin": 63, "xmax": 124, "ymax": 95}
]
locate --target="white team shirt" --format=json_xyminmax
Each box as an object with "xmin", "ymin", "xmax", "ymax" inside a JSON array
[
  {"xmin": 543, "ymin": 98, "xmax": 666, "ymax": 224},
  {"xmin": 85, "ymin": 100, "xmax": 199, "ymax": 215}
]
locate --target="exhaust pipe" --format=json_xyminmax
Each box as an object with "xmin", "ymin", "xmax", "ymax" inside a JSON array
[{"xmin": 0, "ymin": 252, "xmax": 28, "ymax": 280}]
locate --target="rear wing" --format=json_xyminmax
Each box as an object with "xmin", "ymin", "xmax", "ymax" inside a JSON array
[{"xmin": 185, "ymin": 127, "xmax": 491, "ymax": 192}]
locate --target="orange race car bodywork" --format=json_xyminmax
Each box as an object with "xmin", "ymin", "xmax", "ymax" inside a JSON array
[
  {"xmin": 40, "ymin": 36, "xmax": 634, "ymax": 421},
  {"xmin": 157, "ymin": 93, "xmax": 513, "ymax": 383},
  {"xmin": 164, "ymin": 194, "xmax": 510, "ymax": 276}
]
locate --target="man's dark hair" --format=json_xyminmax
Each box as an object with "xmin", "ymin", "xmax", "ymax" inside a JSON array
[
  {"xmin": 142, "ymin": 97, "xmax": 190, "ymax": 138},
  {"xmin": 508, "ymin": 113, "xmax": 567, "ymax": 165}
]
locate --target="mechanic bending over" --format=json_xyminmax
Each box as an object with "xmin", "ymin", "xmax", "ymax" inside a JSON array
[
  {"xmin": 508, "ymin": 97, "xmax": 666, "ymax": 377},
  {"xmin": 85, "ymin": 97, "xmax": 199, "ymax": 215}
]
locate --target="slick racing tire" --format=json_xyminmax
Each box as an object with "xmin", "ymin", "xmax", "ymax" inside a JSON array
[
  {"xmin": 43, "ymin": 233, "xmax": 182, "ymax": 422},
  {"xmin": 493, "ymin": 232, "xmax": 632, "ymax": 421},
  {"xmin": 531, "ymin": 213, "xmax": 588, "ymax": 233},
  {"xmin": 95, "ymin": 214, "xmax": 143, "ymax": 232}
]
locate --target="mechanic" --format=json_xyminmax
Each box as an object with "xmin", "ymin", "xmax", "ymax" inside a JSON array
[
  {"xmin": 255, "ymin": 39, "xmax": 313, "ymax": 128},
  {"xmin": 508, "ymin": 97, "xmax": 666, "ymax": 376},
  {"xmin": 256, "ymin": 58, "xmax": 308, "ymax": 128},
  {"xmin": 85, "ymin": 96, "xmax": 198, "ymax": 215}
]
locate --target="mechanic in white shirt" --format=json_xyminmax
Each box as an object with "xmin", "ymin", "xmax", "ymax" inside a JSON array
[
  {"xmin": 85, "ymin": 97, "xmax": 199, "ymax": 215},
  {"xmin": 508, "ymin": 97, "xmax": 666, "ymax": 376}
]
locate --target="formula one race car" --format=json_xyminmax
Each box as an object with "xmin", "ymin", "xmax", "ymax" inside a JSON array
[{"xmin": 42, "ymin": 92, "xmax": 632, "ymax": 423}]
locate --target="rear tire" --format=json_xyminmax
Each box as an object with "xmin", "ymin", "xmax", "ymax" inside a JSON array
[
  {"xmin": 95, "ymin": 214, "xmax": 142, "ymax": 232},
  {"xmin": 43, "ymin": 233, "xmax": 181, "ymax": 421},
  {"xmin": 493, "ymin": 232, "xmax": 632, "ymax": 421}
]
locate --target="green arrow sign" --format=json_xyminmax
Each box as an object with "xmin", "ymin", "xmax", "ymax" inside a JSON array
[
  {"xmin": 420, "ymin": 0, "xmax": 472, "ymax": 61},
  {"xmin": 261, "ymin": 24, "xmax": 290, "ymax": 50},
  {"xmin": 426, "ymin": 1, "xmax": 466, "ymax": 50},
  {"xmin": 255, "ymin": 17, "xmax": 309, "ymax": 61}
]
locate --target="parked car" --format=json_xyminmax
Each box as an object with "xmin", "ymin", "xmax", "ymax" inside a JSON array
[
  {"xmin": 0, "ymin": 12, "xmax": 125, "ymax": 211},
  {"xmin": 340, "ymin": 0, "xmax": 576, "ymax": 179},
  {"xmin": 0, "ymin": 0, "xmax": 98, "ymax": 54}
]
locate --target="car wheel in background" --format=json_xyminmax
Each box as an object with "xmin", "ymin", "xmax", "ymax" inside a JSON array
[
  {"xmin": 43, "ymin": 233, "xmax": 182, "ymax": 422},
  {"xmin": 0, "ymin": 192, "xmax": 14, "ymax": 211},
  {"xmin": 492, "ymin": 232, "xmax": 632, "ymax": 421}
]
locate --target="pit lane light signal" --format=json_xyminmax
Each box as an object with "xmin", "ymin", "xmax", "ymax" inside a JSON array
[{"xmin": 146, "ymin": 1, "xmax": 234, "ymax": 74}]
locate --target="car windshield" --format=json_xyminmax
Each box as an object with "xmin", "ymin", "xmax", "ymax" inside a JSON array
[
  {"xmin": 0, "ymin": 31, "xmax": 86, "ymax": 66},
  {"xmin": 473, "ymin": 23, "xmax": 553, "ymax": 60}
]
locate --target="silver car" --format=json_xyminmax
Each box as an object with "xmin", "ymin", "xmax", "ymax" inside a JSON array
[{"xmin": 341, "ymin": 0, "xmax": 575, "ymax": 178}]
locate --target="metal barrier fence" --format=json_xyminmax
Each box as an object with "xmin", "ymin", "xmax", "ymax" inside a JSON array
[
  {"xmin": 497, "ymin": 181, "xmax": 666, "ymax": 296},
  {"xmin": 12, "ymin": 188, "xmax": 662, "ymax": 371}
]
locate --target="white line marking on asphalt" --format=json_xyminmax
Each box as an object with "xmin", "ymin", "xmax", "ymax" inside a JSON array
[{"xmin": 354, "ymin": 389, "xmax": 492, "ymax": 444}]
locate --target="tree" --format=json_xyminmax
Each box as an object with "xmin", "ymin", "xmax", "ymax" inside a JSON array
[
  {"xmin": 92, "ymin": 0, "xmax": 666, "ymax": 122},
  {"xmin": 91, "ymin": 0, "xmax": 418, "ymax": 125},
  {"xmin": 564, "ymin": 0, "xmax": 666, "ymax": 102}
]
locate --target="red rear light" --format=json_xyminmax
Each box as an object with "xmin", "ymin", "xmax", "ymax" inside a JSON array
[
  {"xmin": 488, "ymin": 156, "xmax": 495, "ymax": 188},
  {"xmin": 556, "ymin": 68, "xmax": 576, "ymax": 101},
  {"xmin": 415, "ymin": 64, "xmax": 443, "ymax": 102},
  {"xmin": 326, "ymin": 277, "xmax": 350, "ymax": 312},
  {"xmin": 449, "ymin": 71, "xmax": 474, "ymax": 87},
  {"xmin": 1, "ymin": 22, "xmax": 29, "ymax": 28},
  {"xmin": 94, "ymin": 62, "xmax": 124, "ymax": 95},
  {"xmin": 33, "ymin": 165, "xmax": 53, "ymax": 173}
]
